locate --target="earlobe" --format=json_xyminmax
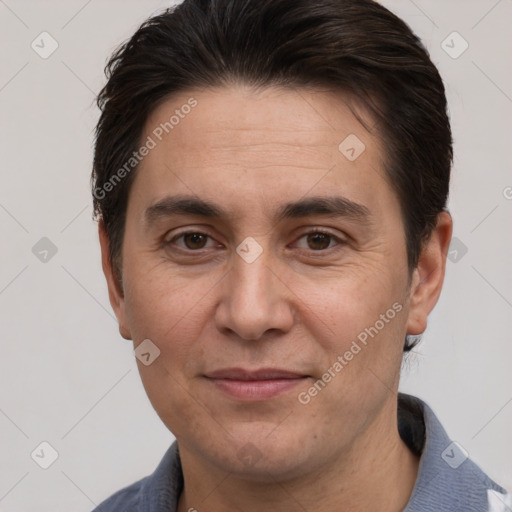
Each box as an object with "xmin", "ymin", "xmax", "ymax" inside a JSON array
[
  {"xmin": 98, "ymin": 221, "xmax": 132, "ymax": 340},
  {"xmin": 406, "ymin": 211, "xmax": 453, "ymax": 336}
]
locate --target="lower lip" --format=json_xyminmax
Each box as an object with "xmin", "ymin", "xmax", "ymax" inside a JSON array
[{"xmin": 207, "ymin": 377, "xmax": 307, "ymax": 400}]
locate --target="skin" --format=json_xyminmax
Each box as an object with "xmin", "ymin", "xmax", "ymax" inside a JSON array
[{"xmin": 99, "ymin": 85, "xmax": 452, "ymax": 512}]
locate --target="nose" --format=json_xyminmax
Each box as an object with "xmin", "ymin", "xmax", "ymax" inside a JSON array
[{"xmin": 214, "ymin": 246, "xmax": 295, "ymax": 341}]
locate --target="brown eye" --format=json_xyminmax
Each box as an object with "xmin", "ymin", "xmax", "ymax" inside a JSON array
[
  {"xmin": 167, "ymin": 231, "xmax": 215, "ymax": 251},
  {"xmin": 182, "ymin": 232, "xmax": 209, "ymax": 249},
  {"xmin": 293, "ymin": 229, "xmax": 344, "ymax": 253},
  {"xmin": 306, "ymin": 232, "xmax": 333, "ymax": 250}
]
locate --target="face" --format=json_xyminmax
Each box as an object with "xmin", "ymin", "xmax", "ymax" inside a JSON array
[{"xmin": 101, "ymin": 85, "xmax": 448, "ymax": 481}]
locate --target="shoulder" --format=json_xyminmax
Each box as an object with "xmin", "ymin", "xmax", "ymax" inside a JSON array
[
  {"xmin": 91, "ymin": 477, "xmax": 146, "ymax": 511},
  {"xmin": 400, "ymin": 393, "xmax": 510, "ymax": 512},
  {"xmin": 91, "ymin": 441, "xmax": 183, "ymax": 512}
]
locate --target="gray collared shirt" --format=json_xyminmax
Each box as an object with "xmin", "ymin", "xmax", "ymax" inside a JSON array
[{"xmin": 92, "ymin": 393, "xmax": 510, "ymax": 511}]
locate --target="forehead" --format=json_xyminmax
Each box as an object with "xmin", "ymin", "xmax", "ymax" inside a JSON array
[
  {"xmin": 129, "ymin": 85, "xmax": 396, "ymax": 223},
  {"xmin": 146, "ymin": 85, "xmax": 379, "ymax": 160}
]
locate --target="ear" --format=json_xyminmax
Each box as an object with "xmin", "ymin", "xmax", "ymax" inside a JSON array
[
  {"xmin": 406, "ymin": 211, "xmax": 453, "ymax": 335},
  {"xmin": 98, "ymin": 221, "xmax": 132, "ymax": 340}
]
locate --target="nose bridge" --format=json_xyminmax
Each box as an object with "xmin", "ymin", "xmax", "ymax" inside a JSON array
[
  {"xmin": 233, "ymin": 251, "xmax": 274, "ymax": 307},
  {"xmin": 216, "ymin": 243, "xmax": 293, "ymax": 341}
]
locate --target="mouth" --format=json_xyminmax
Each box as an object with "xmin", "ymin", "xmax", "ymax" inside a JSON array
[{"xmin": 204, "ymin": 368, "xmax": 310, "ymax": 401}]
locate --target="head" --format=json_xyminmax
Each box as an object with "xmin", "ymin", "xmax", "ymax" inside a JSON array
[{"xmin": 93, "ymin": 0, "xmax": 452, "ymax": 481}]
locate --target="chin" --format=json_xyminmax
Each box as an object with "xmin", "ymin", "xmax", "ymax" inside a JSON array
[{"xmin": 207, "ymin": 428, "xmax": 318, "ymax": 482}]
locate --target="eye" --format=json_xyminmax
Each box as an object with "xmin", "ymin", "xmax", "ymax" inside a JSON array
[
  {"xmin": 165, "ymin": 229, "xmax": 345, "ymax": 254},
  {"xmin": 293, "ymin": 229, "xmax": 344, "ymax": 251},
  {"xmin": 167, "ymin": 231, "xmax": 218, "ymax": 251}
]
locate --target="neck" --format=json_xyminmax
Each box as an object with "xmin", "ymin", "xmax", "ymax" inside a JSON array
[{"xmin": 177, "ymin": 400, "xmax": 420, "ymax": 512}]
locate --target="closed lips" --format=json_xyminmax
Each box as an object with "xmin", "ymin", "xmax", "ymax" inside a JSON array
[{"xmin": 205, "ymin": 368, "xmax": 308, "ymax": 380}]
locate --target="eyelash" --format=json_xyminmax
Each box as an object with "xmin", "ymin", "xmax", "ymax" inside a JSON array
[{"xmin": 165, "ymin": 228, "xmax": 345, "ymax": 254}]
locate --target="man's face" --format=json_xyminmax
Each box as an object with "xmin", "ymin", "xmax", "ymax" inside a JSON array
[{"xmin": 105, "ymin": 85, "xmax": 422, "ymax": 480}]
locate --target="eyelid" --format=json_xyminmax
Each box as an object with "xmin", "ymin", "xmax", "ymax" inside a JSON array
[
  {"xmin": 291, "ymin": 228, "xmax": 346, "ymax": 250},
  {"xmin": 295, "ymin": 226, "xmax": 344, "ymax": 238},
  {"xmin": 166, "ymin": 229, "xmax": 221, "ymax": 249}
]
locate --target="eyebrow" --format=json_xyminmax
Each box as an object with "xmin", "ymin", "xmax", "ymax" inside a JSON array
[{"xmin": 144, "ymin": 194, "xmax": 371, "ymax": 226}]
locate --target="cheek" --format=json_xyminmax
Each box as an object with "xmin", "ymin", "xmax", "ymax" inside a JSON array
[
  {"xmin": 122, "ymin": 264, "xmax": 215, "ymax": 432},
  {"xmin": 134, "ymin": 351, "xmax": 214, "ymax": 443},
  {"xmin": 302, "ymin": 259, "xmax": 408, "ymax": 343},
  {"xmin": 294, "ymin": 281, "xmax": 407, "ymax": 440},
  {"xmin": 122, "ymin": 254, "xmax": 217, "ymax": 341},
  {"xmin": 298, "ymin": 263, "xmax": 409, "ymax": 395}
]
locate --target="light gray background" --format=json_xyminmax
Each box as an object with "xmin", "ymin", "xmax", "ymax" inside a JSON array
[{"xmin": 0, "ymin": 0, "xmax": 511, "ymax": 510}]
